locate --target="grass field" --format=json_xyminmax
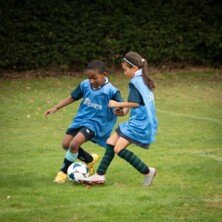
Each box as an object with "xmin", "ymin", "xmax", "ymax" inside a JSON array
[{"xmin": 0, "ymin": 69, "xmax": 222, "ymax": 221}]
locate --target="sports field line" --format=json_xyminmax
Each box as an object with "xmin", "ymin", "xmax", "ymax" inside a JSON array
[
  {"xmin": 0, "ymin": 201, "xmax": 112, "ymax": 214},
  {"xmin": 198, "ymin": 153, "xmax": 222, "ymax": 162},
  {"xmin": 157, "ymin": 109, "xmax": 222, "ymax": 124},
  {"xmin": 190, "ymin": 149, "xmax": 222, "ymax": 162}
]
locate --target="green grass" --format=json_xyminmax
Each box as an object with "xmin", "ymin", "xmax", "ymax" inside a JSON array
[{"xmin": 0, "ymin": 69, "xmax": 222, "ymax": 221}]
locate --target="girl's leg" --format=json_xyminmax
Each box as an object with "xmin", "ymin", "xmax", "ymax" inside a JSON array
[
  {"xmin": 62, "ymin": 134, "xmax": 73, "ymax": 150},
  {"xmin": 68, "ymin": 128, "xmax": 99, "ymax": 175},
  {"xmin": 96, "ymin": 132, "xmax": 120, "ymax": 175},
  {"xmin": 114, "ymin": 137, "xmax": 150, "ymax": 175},
  {"xmin": 60, "ymin": 131, "xmax": 86, "ymax": 174},
  {"xmin": 115, "ymin": 137, "xmax": 156, "ymax": 186},
  {"xmin": 62, "ymin": 132, "xmax": 93, "ymax": 163},
  {"xmin": 54, "ymin": 131, "xmax": 88, "ymax": 183},
  {"xmin": 81, "ymin": 132, "xmax": 120, "ymax": 184}
]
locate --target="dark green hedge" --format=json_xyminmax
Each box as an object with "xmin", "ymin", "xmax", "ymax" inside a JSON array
[{"xmin": 1, "ymin": 0, "xmax": 221, "ymax": 70}]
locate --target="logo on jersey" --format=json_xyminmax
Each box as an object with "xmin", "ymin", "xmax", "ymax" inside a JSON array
[{"xmin": 83, "ymin": 98, "xmax": 102, "ymax": 110}]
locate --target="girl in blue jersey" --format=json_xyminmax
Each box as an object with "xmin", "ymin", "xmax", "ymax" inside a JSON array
[
  {"xmin": 45, "ymin": 60, "xmax": 127, "ymax": 183},
  {"xmin": 82, "ymin": 52, "xmax": 158, "ymax": 186}
]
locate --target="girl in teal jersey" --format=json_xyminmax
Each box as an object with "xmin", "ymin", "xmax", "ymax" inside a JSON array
[
  {"xmin": 45, "ymin": 60, "xmax": 127, "ymax": 183},
  {"xmin": 82, "ymin": 52, "xmax": 158, "ymax": 186}
]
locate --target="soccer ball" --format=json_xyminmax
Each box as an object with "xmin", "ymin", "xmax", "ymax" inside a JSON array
[{"xmin": 67, "ymin": 162, "xmax": 89, "ymax": 183}]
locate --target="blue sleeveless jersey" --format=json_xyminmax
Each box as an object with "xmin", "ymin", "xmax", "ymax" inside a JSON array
[
  {"xmin": 119, "ymin": 72, "xmax": 158, "ymax": 146},
  {"xmin": 68, "ymin": 79, "xmax": 120, "ymax": 148}
]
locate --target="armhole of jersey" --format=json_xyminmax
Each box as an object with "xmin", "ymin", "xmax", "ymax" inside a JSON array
[{"xmin": 128, "ymin": 82, "xmax": 144, "ymax": 105}]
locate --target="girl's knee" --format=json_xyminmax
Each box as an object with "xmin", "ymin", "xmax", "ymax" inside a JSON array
[
  {"xmin": 114, "ymin": 146, "xmax": 125, "ymax": 154},
  {"xmin": 114, "ymin": 147, "xmax": 120, "ymax": 154},
  {"xmin": 69, "ymin": 141, "xmax": 79, "ymax": 152},
  {"xmin": 62, "ymin": 141, "xmax": 69, "ymax": 150},
  {"xmin": 106, "ymin": 138, "xmax": 114, "ymax": 146}
]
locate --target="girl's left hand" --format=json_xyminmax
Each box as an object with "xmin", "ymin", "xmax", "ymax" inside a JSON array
[{"xmin": 108, "ymin": 100, "xmax": 119, "ymax": 108}]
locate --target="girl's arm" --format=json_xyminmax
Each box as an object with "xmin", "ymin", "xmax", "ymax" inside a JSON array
[
  {"xmin": 109, "ymin": 100, "xmax": 139, "ymax": 109},
  {"xmin": 111, "ymin": 91, "xmax": 130, "ymax": 116},
  {"xmin": 44, "ymin": 96, "xmax": 75, "ymax": 118}
]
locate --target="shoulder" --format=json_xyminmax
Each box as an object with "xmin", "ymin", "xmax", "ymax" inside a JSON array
[
  {"xmin": 80, "ymin": 79, "xmax": 89, "ymax": 86},
  {"xmin": 105, "ymin": 82, "xmax": 119, "ymax": 93},
  {"xmin": 131, "ymin": 75, "xmax": 143, "ymax": 85},
  {"xmin": 131, "ymin": 76, "xmax": 152, "ymax": 93},
  {"xmin": 79, "ymin": 79, "xmax": 90, "ymax": 90}
]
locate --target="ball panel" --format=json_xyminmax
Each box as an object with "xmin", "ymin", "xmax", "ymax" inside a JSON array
[{"xmin": 67, "ymin": 162, "xmax": 89, "ymax": 183}]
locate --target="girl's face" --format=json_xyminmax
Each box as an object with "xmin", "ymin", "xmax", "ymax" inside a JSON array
[
  {"xmin": 121, "ymin": 62, "xmax": 138, "ymax": 78},
  {"xmin": 86, "ymin": 69, "xmax": 106, "ymax": 89}
]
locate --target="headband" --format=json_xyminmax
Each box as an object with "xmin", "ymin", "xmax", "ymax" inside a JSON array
[
  {"xmin": 123, "ymin": 57, "xmax": 136, "ymax": 67},
  {"xmin": 123, "ymin": 57, "xmax": 146, "ymax": 67}
]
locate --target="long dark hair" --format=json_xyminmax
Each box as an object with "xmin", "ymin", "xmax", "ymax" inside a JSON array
[{"xmin": 122, "ymin": 51, "xmax": 155, "ymax": 90}]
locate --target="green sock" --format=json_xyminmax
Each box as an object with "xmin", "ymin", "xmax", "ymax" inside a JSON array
[
  {"xmin": 97, "ymin": 144, "xmax": 115, "ymax": 175},
  {"xmin": 118, "ymin": 149, "xmax": 149, "ymax": 174}
]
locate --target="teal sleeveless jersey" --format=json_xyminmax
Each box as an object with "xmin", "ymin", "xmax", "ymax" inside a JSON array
[
  {"xmin": 119, "ymin": 72, "xmax": 158, "ymax": 145},
  {"xmin": 68, "ymin": 79, "xmax": 120, "ymax": 148}
]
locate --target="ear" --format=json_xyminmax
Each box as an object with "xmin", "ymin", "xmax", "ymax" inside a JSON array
[{"xmin": 132, "ymin": 66, "xmax": 139, "ymax": 72}]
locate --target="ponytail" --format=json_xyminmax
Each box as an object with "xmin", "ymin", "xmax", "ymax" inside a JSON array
[{"xmin": 142, "ymin": 60, "xmax": 156, "ymax": 90}]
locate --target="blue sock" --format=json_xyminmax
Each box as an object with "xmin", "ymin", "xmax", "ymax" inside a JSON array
[
  {"xmin": 65, "ymin": 150, "xmax": 78, "ymax": 162},
  {"xmin": 61, "ymin": 150, "xmax": 78, "ymax": 173}
]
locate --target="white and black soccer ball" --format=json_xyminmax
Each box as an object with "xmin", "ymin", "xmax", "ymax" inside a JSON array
[{"xmin": 67, "ymin": 162, "xmax": 89, "ymax": 183}]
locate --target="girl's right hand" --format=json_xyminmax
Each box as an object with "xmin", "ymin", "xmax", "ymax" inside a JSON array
[
  {"xmin": 44, "ymin": 107, "xmax": 57, "ymax": 118},
  {"xmin": 114, "ymin": 108, "xmax": 124, "ymax": 116}
]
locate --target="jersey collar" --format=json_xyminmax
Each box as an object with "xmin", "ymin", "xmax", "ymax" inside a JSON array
[
  {"xmin": 134, "ymin": 69, "xmax": 142, "ymax": 77},
  {"xmin": 91, "ymin": 77, "xmax": 109, "ymax": 90}
]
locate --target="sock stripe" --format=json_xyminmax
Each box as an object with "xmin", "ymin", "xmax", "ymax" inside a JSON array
[{"xmin": 118, "ymin": 149, "xmax": 149, "ymax": 174}]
